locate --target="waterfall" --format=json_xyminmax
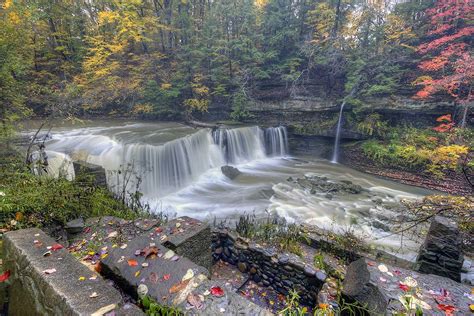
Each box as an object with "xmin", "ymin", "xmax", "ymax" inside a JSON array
[
  {"xmin": 46, "ymin": 125, "xmax": 289, "ymax": 198},
  {"xmin": 331, "ymin": 102, "xmax": 345, "ymax": 163},
  {"xmin": 265, "ymin": 126, "xmax": 289, "ymax": 157}
]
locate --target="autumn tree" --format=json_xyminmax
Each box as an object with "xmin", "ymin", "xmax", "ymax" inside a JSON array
[{"xmin": 414, "ymin": 0, "xmax": 474, "ymax": 127}]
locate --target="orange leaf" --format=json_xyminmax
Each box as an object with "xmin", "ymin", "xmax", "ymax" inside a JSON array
[{"xmin": 127, "ymin": 259, "xmax": 138, "ymax": 267}]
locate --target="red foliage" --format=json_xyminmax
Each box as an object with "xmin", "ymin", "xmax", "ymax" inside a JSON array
[
  {"xmin": 433, "ymin": 114, "xmax": 455, "ymax": 132},
  {"xmin": 414, "ymin": 0, "xmax": 474, "ymax": 104},
  {"xmin": 0, "ymin": 270, "xmax": 11, "ymax": 282}
]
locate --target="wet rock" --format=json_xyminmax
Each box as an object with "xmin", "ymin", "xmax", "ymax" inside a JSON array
[
  {"xmin": 221, "ymin": 165, "xmax": 241, "ymax": 180},
  {"xmin": 416, "ymin": 216, "xmax": 463, "ymax": 281},
  {"xmin": 237, "ymin": 262, "xmax": 247, "ymax": 273},
  {"xmin": 343, "ymin": 258, "xmax": 471, "ymax": 315}
]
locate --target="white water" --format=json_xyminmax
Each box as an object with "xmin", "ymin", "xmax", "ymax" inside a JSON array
[
  {"xmin": 331, "ymin": 102, "xmax": 345, "ymax": 163},
  {"xmin": 29, "ymin": 120, "xmax": 432, "ymax": 261}
]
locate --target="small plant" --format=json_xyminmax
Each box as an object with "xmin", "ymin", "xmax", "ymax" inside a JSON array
[
  {"xmin": 278, "ymin": 290, "xmax": 308, "ymax": 316},
  {"xmin": 140, "ymin": 296, "xmax": 183, "ymax": 316},
  {"xmin": 313, "ymin": 252, "xmax": 328, "ymax": 271}
]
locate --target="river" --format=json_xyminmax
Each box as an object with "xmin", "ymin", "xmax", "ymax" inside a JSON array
[{"xmin": 25, "ymin": 120, "xmax": 433, "ymax": 261}]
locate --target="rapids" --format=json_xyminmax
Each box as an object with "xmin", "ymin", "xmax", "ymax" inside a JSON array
[{"xmin": 26, "ymin": 120, "xmax": 433, "ymax": 261}]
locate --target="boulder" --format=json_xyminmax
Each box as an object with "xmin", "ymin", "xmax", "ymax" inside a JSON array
[
  {"xmin": 416, "ymin": 216, "xmax": 463, "ymax": 281},
  {"xmin": 221, "ymin": 165, "xmax": 241, "ymax": 180},
  {"xmin": 343, "ymin": 258, "xmax": 472, "ymax": 315}
]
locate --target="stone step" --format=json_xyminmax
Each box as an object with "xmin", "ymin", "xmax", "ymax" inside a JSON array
[
  {"xmin": 343, "ymin": 258, "xmax": 472, "ymax": 315},
  {"xmin": 3, "ymin": 228, "xmax": 144, "ymax": 315},
  {"xmin": 100, "ymin": 233, "xmax": 209, "ymax": 307}
]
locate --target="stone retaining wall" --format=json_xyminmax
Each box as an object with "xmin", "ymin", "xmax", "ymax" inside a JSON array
[{"xmin": 211, "ymin": 229, "xmax": 326, "ymax": 305}]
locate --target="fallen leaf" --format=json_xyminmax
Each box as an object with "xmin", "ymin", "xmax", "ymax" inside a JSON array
[
  {"xmin": 399, "ymin": 283, "xmax": 410, "ymax": 292},
  {"xmin": 137, "ymin": 284, "xmax": 148, "ymax": 297},
  {"xmin": 43, "ymin": 251, "xmax": 52, "ymax": 257},
  {"xmin": 90, "ymin": 292, "xmax": 98, "ymax": 298},
  {"xmin": 182, "ymin": 269, "xmax": 194, "ymax": 282},
  {"xmin": 120, "ymin": 244, "xmax": 127, "ymax": 249},
  {"xmin": 163, "ymin": 274, "xmax": 171, "ymax": 281},
  {"xmin": 79, "ymin": 276, "xmax": 86, "ymax": 281},
  {"xmin": 142, "ymin": 263, "xmax": 149, "ymax": 268},
  {"xmin": 163, "ymin": 250, "xmax": 175, "ymax": 260},
  {"xmin": 43, "ymin": 268, "xmax": 57, "ymax": 275},
  {"xmin": 401, "ymin": 276, "xmax": 418, "ymax": 288},
  {"xmin": 210, "ymin": 286, "xmax": 224, "ymax": 297},
  {"xmin": 107, "ymin": 231, "xmax": 118, "ymax": 238},
  {"xmin": 89, "ymin": 275, "xmax": 98, "ymax": 280},
  {"xmin": 169, "ymin": 280, "xmax": 190, "ymax": 294},
  {"xmin": 203, "ymin": 290, "xmax": 210, "ymax": 296},
  {"xmin": 141, "ymin": 246, "xmax": 159, "ymax": 259},
  {"xmin": 187, "ymin": 293, "xmax": 203, "ymax": 310},
  {"xmin": 91, "ymin": 304, "xmax": 116, "ymax": 316},
  {"xmin": 149, "ymin": 272, "xmax": 159, "ymax": 284},
  {"xmin": 437, "ymin": 304, "xmax": 455, "ymax": 314},
  {"xmin": 135, "ymin": 271, "xmax": 141, "ymax": 277},
  {"xmin": 176, "ymin": 223, "xmax": 181, "ymax": 228},
  {"xmin": 101, "ymin": 253, "xmax": 108, "ymax": 259},
  {"xmin": 51, "ymin": 244, "xmax": 64, "ymax": 251},
  {"xmin": 0, "ymin": 271, "xmax": 11, "ymax": 282},
  {"xmin": 127, "ymin": 259, "xmax": 138, "ymax": 267},
  {"xmin": 171, "ymin": 255, "xmax": 180, "ymax": 261},
  {"xmin": 367, "ymin": 261, "xmax": 376, "ymax": 266},
  {"xmin": 378, "ymin": 264, "xmax": 388, "ymax": 273}
]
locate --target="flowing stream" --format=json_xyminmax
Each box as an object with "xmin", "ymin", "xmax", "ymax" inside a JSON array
[{"xmin": 26, "ymin": 120, "xmax": 433, "ymax": 261}]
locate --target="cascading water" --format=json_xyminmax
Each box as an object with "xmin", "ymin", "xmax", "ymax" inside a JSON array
[
  {"xmin": 264, "ymin": 126, "xmax": 289, "ymax": 157},
  {"xmin": 331, "ymin": 102, "xmax": 345, "ymax": 163},
  {"xmin": 46, "ymin": 124, "xmax": 289, "ymax": 198}
]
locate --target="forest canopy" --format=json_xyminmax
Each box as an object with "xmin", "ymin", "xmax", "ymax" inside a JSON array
[{"xmin": 0, "ymin": 0, "xmax": 472, "ymax": 125}]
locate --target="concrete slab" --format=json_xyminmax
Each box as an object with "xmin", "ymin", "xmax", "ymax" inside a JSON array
[
  {"xmin": 3, "ymin": 228, "xmax": 142, "ymax": 315},
  {"xmin": 100, "ymin": 233, "xmax": 209, "ymax": 308}
]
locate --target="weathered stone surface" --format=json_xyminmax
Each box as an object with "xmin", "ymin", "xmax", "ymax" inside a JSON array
[
  {"xmin": 343, "ymin": 258, "xmax": 472, "ymax": 315},
  {"xmin": 65, "ymin": 217, "xmax": 85, "ymax": 235},
  {"xmin": 160, "ymin": 217, "xmax": 212, "ymax": 271},
  {"xmin": 4, "ymin": 228, "xmax": 140, "ymax": 315},
  {"xmin": 177, "ymin": 279, "xmax": 272, "ymax": 315},
  {"xmin": 73, "ymin": 161, "xmax": 107, "ymax": 187},
  {"xmin": 212, "ymin": 229, "xmax": 325, "ymax": 305},
  {"xmin": 101, "ymin": 233, "xmax": 209, "ymax": 307},
  {"xmin": 416, "ymin": 216, "xmax": 463, "ymax": 281},
  {"xmin": 221, "ymin": 165, "xmax": 242, "ymax": 180}
]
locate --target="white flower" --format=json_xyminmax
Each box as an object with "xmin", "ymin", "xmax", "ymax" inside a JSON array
[{"xmin": 0, "ymin": 191, "xmax": 5, "ymax": 196}]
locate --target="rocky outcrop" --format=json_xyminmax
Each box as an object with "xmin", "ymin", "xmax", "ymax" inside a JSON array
[
  {"xmin": 221, "ymin": 165, "xmax": 242, "ymax": 180},
  {"xmin": 343, "ymin": 258, "xmax": 472, "ymax": 315},
  {"xmin": 73, "ymin": 161, "xmax": 107, "ymax": 186},
  {"xmin": 416, "ymin": 216, "xmax": 464, "ymax": 282},
  {"xmin": 288, "ymin": 175, "xmax": 364, "ymax": 195}
]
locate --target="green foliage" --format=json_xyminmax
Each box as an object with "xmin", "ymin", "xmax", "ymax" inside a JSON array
[
  {"xmin": 361, "ymin": 125, "xmax": 473, "ymax": 178},
  {"xmin": 0, "ymin": 153, "xmax": 143, "ymax": 229},
  {"xmin": 234, "ymin": 213, "xmax": 309, "ymax": 256},
  {"xmin": 230, "ymin": 90, "xmax": 254, "ymax": 122},
  {"xmin": 356, "ymin": 113, "xmax": 389, "ymax": 137},
  {"xmin": 140, "ymin": 296, "xmax": 183, "ymax": 316}
]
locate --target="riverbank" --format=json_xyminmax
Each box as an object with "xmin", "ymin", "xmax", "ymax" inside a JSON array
[{"xmin": 340, "ymin": 143, "xmax": 473, "ymax": 196}]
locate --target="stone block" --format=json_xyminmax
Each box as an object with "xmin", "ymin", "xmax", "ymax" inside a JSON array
[
  {"xmin": 100, "ymin": 233, "xmax": 209, "ymax": 307},
  {"xmin": 3, "ymin": 228, "xmax": 140, "ymax": 315},
  {"xmin": 160, "ymin": 217, "xmax": 212, "ymax": 271}
]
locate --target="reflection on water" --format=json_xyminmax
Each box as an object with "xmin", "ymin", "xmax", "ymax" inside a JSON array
[{"xmin": 25, "ymin": 120, "xmax": 433, "ymax": 261}]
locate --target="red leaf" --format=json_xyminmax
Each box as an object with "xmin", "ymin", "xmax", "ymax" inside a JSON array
[
  {"xmin": 398, "ymin": 283, "xmax": 410, "ymax": 292},
  {"xmin": 163, "ymin": 274, "xmax": 171, "ymax": 281},
  {"xmin": 51, "ymin": 244, "xmax": 64, "ymax": 251},
  {"xmin": 210, "ymin": 286, "xmax": 224, "ymax": 297},
  {"xmin": 0, "ymin": 270, "xmax": 10, "ymax": 282},
  {"xmin": 437, "ymin": 304, "xmax": 456, "ymax": 316},
  {"xmin": 127, "ymin": 259, "xmax": 138, "ymax": 267}
]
